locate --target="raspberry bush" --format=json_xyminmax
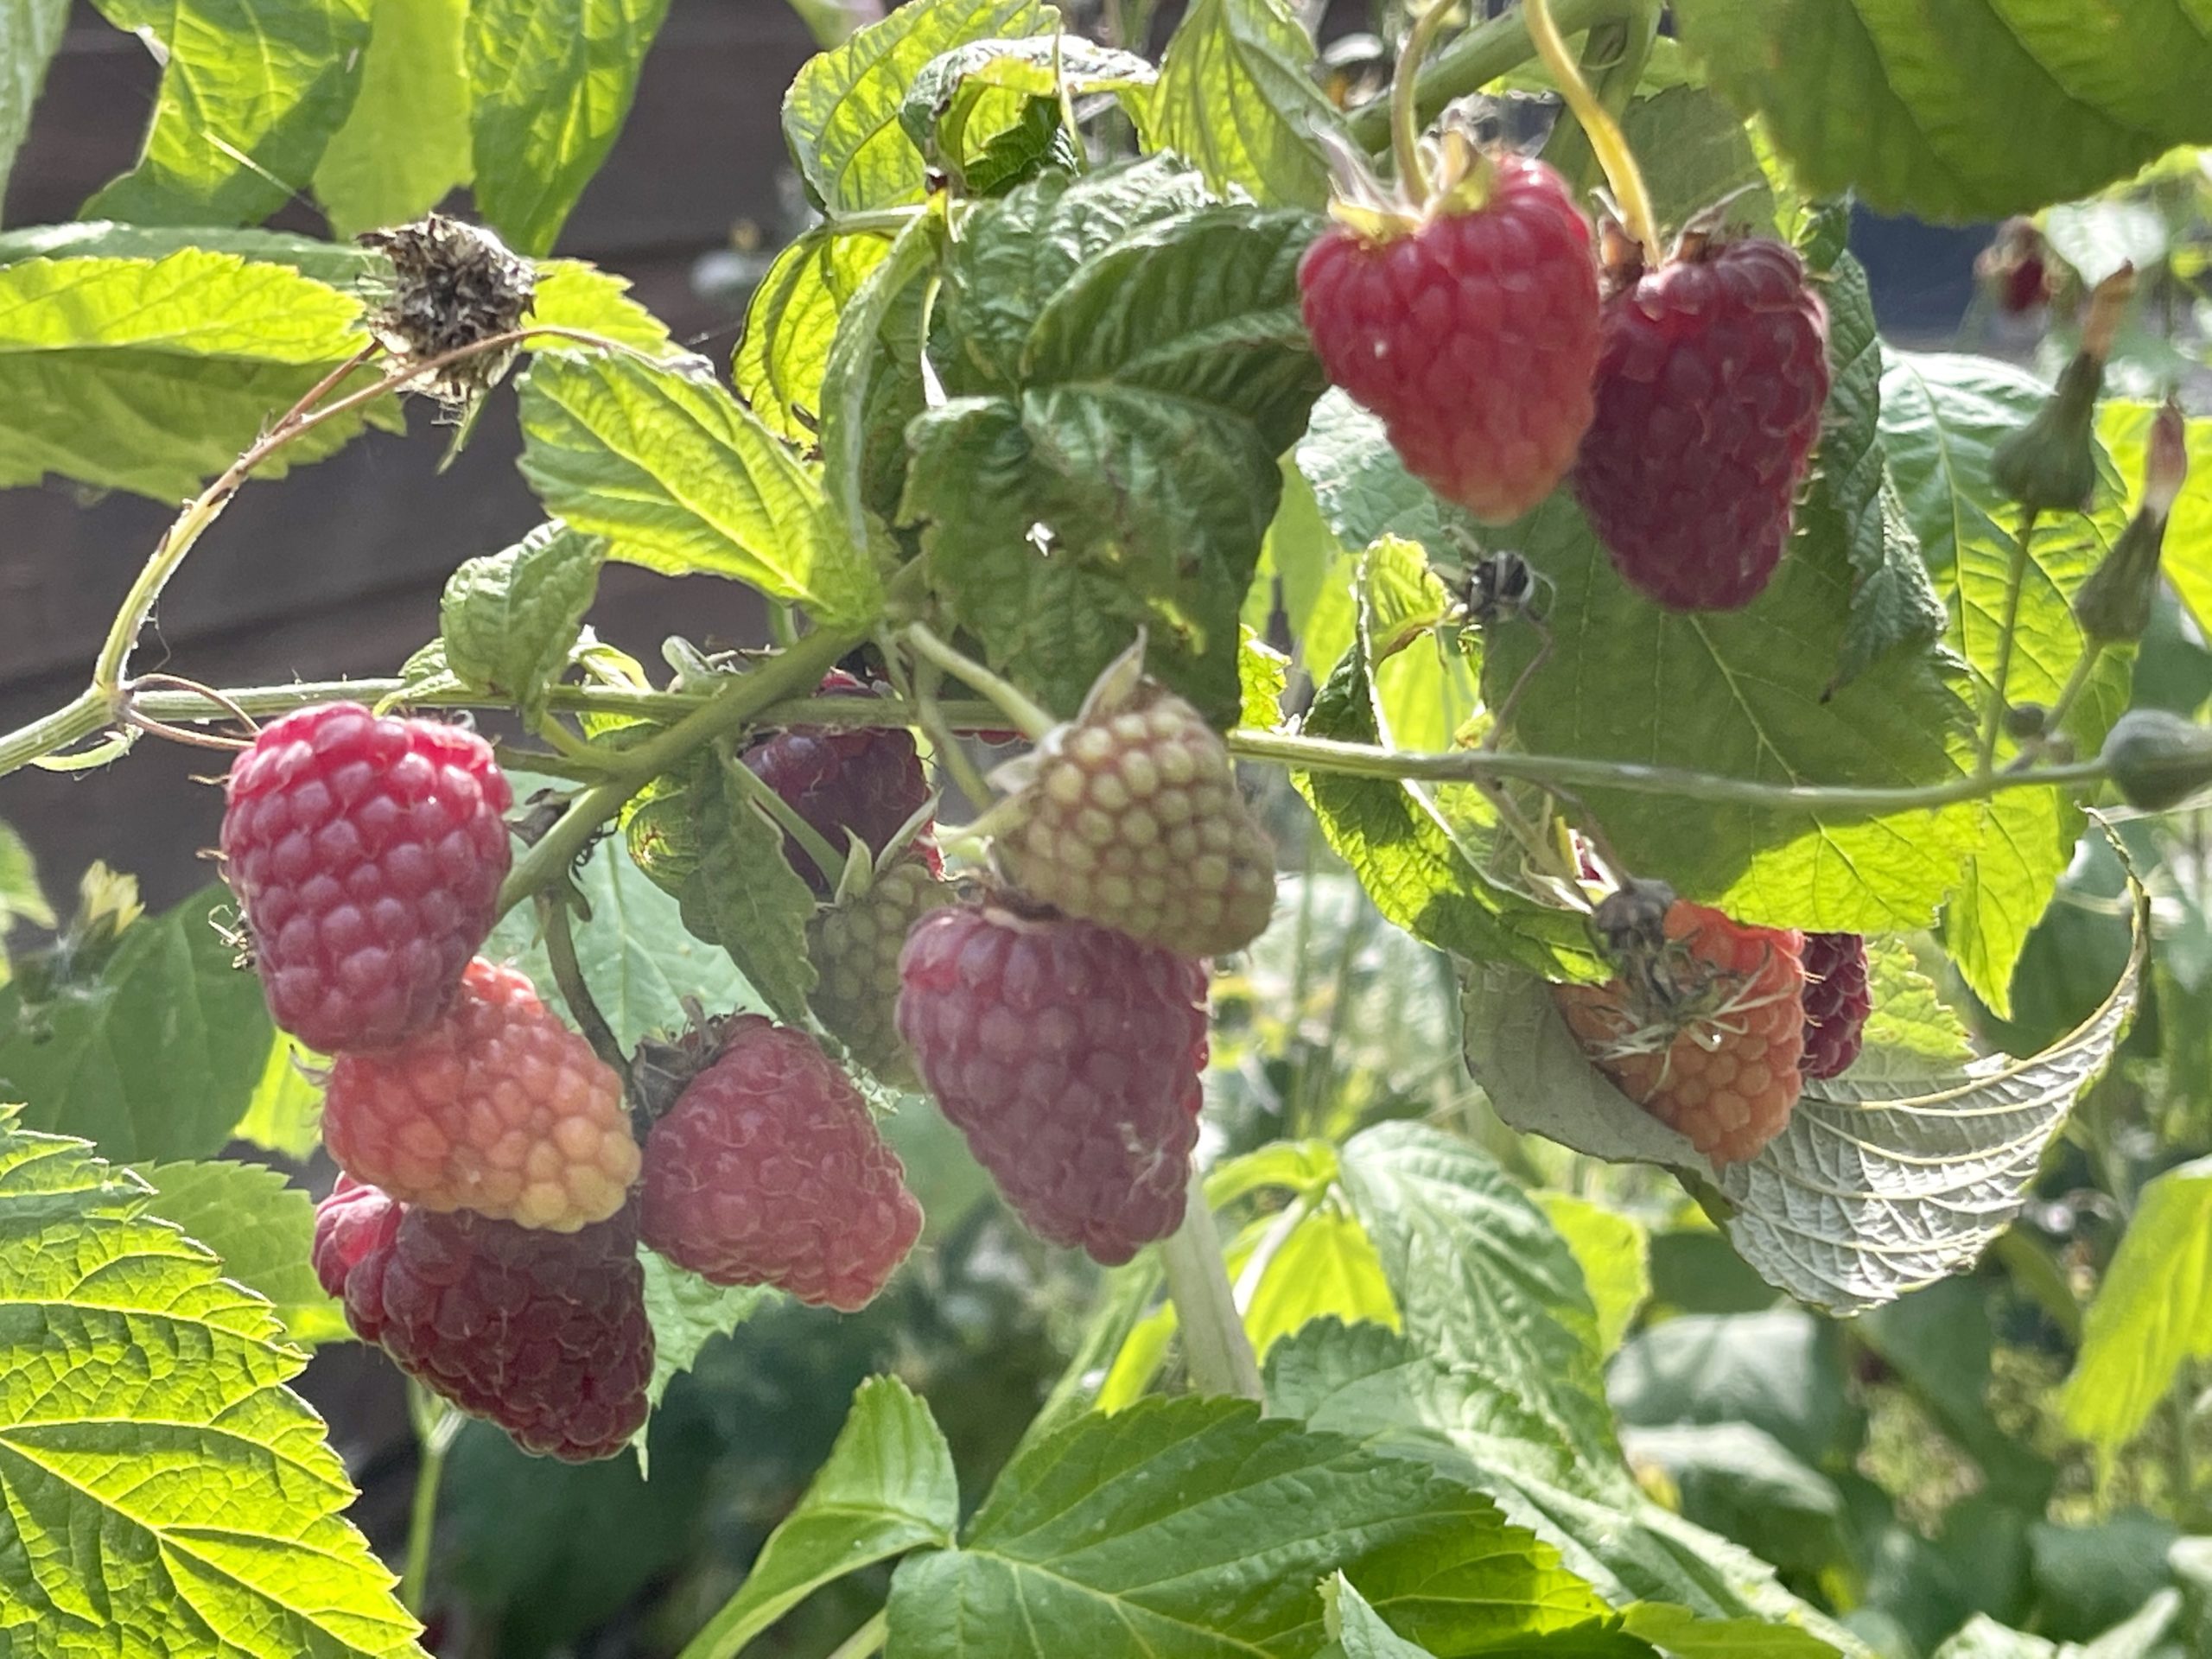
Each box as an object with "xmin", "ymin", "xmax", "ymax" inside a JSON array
[{"xmin": 0, "ymin": 0, "xmax": 2207, "ymax": 1654}]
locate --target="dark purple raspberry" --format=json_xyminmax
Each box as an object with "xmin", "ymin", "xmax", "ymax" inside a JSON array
[
  {"xmin": 1799, "ymin": 931, "xmax": 1871, "ymax": 1081},
  {"xmin": 639, "ymin": 1015, "xmax": 922, "ymax": 1311},
  {"xmin": 312, "ymin": 1176, "xmax": 403, "ymax": 1341},
  {"xmin": 741, "ymin": 671, "xmax": 937, "ymax": 894},
  {"xmin": 896, "ymin": 902, "xmax": 1209, "ymax": 1265},
  {"xmin": 220, "ymin": 702, "xmax": 512, "ymax": 1053},
  {"xmin": 327, "ymin": 1189, "xmax": 653, "ymax": 1462},
  {"xmin": 1573, "ymin": 237, "xmax": 1829, "ymax": 612}
]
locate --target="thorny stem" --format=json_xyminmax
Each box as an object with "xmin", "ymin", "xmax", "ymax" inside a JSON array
[
  {"xmin": 1389, "ymin": 1, "xmax": 1460, "ymax": 200},
  {"xmin": 1980, "ymin": 508, "xmax": 2043, "ymax": 774},
  {"xmin": 1346, "ymin": 0, "xmax": 1637, "ymax": 151},
  {"xmin": 537, "ymin": 888, "xmax": 626, "ymax": 1075},
  {"xmin": 903, "ymin": 622, "xmax": 1057, "ymax": 742},
  {"xmin": 1158, "ymin": 1168, "xmax": 1264, "ymax": 1402},
  {"xmin": 400, "ymin": 1389, "xmax": 463, "ymax": 1618},
  {"xmin": 1522, "ymin": 0, "xmax": 1660, "ymax": 255}
]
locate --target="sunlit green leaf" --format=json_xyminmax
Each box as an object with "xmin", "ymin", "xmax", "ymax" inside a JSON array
[
  {"xmin": 1537, "ymin": 1193, "xmax": 1649, "ymax": 1356},
  {"xmin": 0, "ymin": 0, "xmax": 66, "ymax": 201},
  {"xmin": 440, "ymin": 521, "xmax": 607, "ymax": 722},
  {"xmin": 1137, "ymin": 0, "xmax": 1340, "ymax": 208},
  {"xmin": 2062, "ymin": 1154, "xmax": 2212, "ymax": 1451},
  {"xmin": 315, "ymin": 0, "xmax": 471, "ymax": 235},
  {"xmin": 140, "ymin": 1159, "xmax": 347, "ymax": 1347},
  {"xmin": 732, "ymin": 228, "xmax": 893, "ymax": 441},
  {"xmin": 231, "ymin": 1033, "xmax": 325, "ymax": 1161}
]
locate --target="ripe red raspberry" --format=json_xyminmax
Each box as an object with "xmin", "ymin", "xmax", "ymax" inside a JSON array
[
  {"xmin": 808, "ymin": 855, "xmax": 956, "ymax": 1088},
  {"xmin": 1554, "ymin": 900, "xmax": 1806, "ymax": 1166},
  {"xmin": 1573, "ymin": 237, "xmax": 1829, "ymax": 611},
  {"xmin": 322, "ymin": 958, "xmax": 639, "ymax": 1231},
  {"xmin": 1798, "ymin": 931, "xmax": 1871, "ymax": 1081},
  {"xmin": 896, "ymin": 902, "xmax": 1209, "ymax": 1265},
  {"xmin": 312, "ymin": 1175, "xmax": 402, "ymax": 1340},
  {"xmin": 1300, "ymin": 152, "xmax": 1600, "ymax": 523},
  {"xmin": 638, "ymin": 1016, "xmax": 921, "ymax": 1311},
  {"xmin": 221, "ymin": 702, "xmax": 512, "ymax": 1053},
  {"xmin": 337, "ymin": 1192, "xmax": 652, "ymax": 1461},
  {"xmin": 998, "ymin": 668, "xmax": 1275, "ymax": 959},
  {"xmin": 741, "ymin": 671, "xmax": 938, "ymax": 894}
]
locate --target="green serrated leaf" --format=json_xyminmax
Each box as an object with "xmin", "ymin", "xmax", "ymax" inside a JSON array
[
  {"xmin": 733, "ymin": 228, "xmax": 892, "ymax": 441},
  {"xmin": 0, "ymin": 1114, "xmax": 423, "ymax": 1656},
  {"xmin": 890, "ymin": 1394, "xmax": 1610, "ymax": 1658},
  {"xmin": 0, "ymin": 250, "xmax": 397, "ymax": 499},
  {"xmin": 485, "ymin": 808, "xmax": 756, "ymax": 1047},
  {"xmin": 86, "ymin": 0, "xmax": 374, "ymax": 226},
  {"xmin": 466, "ymin": 0, "xmax": 671, "ymax": 254},
  {"xmin": 2061, "ymin": 1154, "xmax": 2212, "ymax": 1451},
  {"xmin": 639, "ymin": 1251, "xmax": 776, "ymax": 1411},
  {"xmin": 1537, "ymin": 1192, "xmax": 1649, "ymax": 1357},
  {"xmin": 0, "ymin": 0, "xmax": 66, "ymax": 203},
  {"xmin": 1856, "ymin": 935, "xmax": 1974, "ymax": 1068},
  {"xmin": 517, "ymin": 353, "xmax": 880, "ymax": 622},
  {"xmin": 1137, "ymin": 0, "xmax": 1341, "ymax": 209},
  {"xmin": 900, "ymin": 34, "xmax": 1152, "ymax": 187},
  {"xmin": 1293, "ymin": 649, "xmax": 1599, "ymax": 980},
  {"xmin": 1338, "ymin": 1122, "xmax": 1620, "ymax": 1474},
  {"xmin": 140, "ymin": 1159, "xmax": 347, "ymax": 1347},
  {"xmin": 681, "ymin": 1376, "xmax": 955, "ymax": 1658},
  {"xmin": 315, "ymin": 0, "xmax": 471, "ymax": 236},
  {"xmin": 441, "ymin": 521, "xmax": 607, "ymax": 721},
  {"xmin": 1323, "ymin": 1572, "xmax": 1438, "ymax": 1656},
  {"xmin": 820, "ymin": 211, "xmax": 940, "ymax": 563},
  {"xmin": 232, "ymin": 1033, "xmax": 326, "ymax": 1160},
  {"xmin": 1675, "ymin": 0, "xmax": 2212, "ymax": 224},
  {"xmin": 1613, "ymin": 85, "xmax": 1773, "ymax": 238},
  {"xmin": 0, "ymin": 220, "xmax": 379, "ymax": 285},
  {"xmin": 0, "ymin": 821, "xmax": 52, "ymax": 940},
  {"xmin": 783, "ymin": 0, "xmax": 1052, "ymax": 215},
  {"xmin": 528, "ymin": 259, "xmax": 676, "ymax": 355},
  {"xmin": 0, "ymin": 886, "xmax": 270, "ymax": 1163},
  {"xmin": 676, "ymin": 754, "xmax": 819, "ymax": 1024},
  {"xmin": 1238, "ymin": 627, "xmax": 1288, "ymax": 731}
]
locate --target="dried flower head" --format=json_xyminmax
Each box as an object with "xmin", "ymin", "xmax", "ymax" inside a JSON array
[{"xmin": 360, "ymin": 214, "xmax": 537, "ymax": 405}]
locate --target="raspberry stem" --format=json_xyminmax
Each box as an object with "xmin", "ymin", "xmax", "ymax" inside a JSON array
[
  {"xmin": 905, "ymin": 622, "xmax": 1058, "ymax": 742},
  {"xmin": 537, "ymin": 888, "xmax": 629, "ymax": 1077},
  {"xmin": 400, "ymin": 1388, "xmax": 462, "ymax": 1616},
  {"xmin": 1158, "ymin": 1169, "xmax": 1264, "ymax": 1402},
  {"xmin": 1522, "ymin": 0, "xmax": 1660, "ymax": 256},
  {"xmin": 1389, "ymin": 1, "xmax": 1461, "ymax": 204},
  {"xmin": 1346, "ymin": 0, "xmax": 1638, "ymax": 151}
]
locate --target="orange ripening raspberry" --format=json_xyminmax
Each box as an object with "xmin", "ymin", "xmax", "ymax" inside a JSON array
[{"xmin": 1554, "ymin": 900, "xmax": 1806, "ymax": 1166}]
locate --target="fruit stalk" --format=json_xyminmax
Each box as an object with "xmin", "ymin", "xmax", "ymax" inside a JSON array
[
  {"xmin": 400, "ymin": 1389, "xmax": 462, "ymax": 1615},
  {"xmin": 905, "ymin": 621, "xmax": 1058, "ymax": 741},
  {"xmin": 537, "ymin": 889, "xmax": 628, "ymax": 1077},
  {"xmin": 1158, "ymin": 1169, "xmax": 1263, "ymax": 1402},
  {"xmin": 1521, "ymin": 0, "xmax": 1659, "ymax": 255},
  {"xmin": 1389, "ymin": 1, "xmax": 1461, "ymax": 200},
  {"xmin": 1346, "ymin": 0, "xmax": 1641, "ymax": 150}
]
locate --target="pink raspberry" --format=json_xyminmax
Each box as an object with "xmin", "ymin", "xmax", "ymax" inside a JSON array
[
  {"xmin": 311, "ymin": 1175, "xmax": 403, "ymax": 1341},
  {"xmin": 639, "ymin": 1016, "xmax": 921, "ymax": 1311},
  {"xmin": 221, "ymin": 702, "xmax": 512, "ymax": 1053},
  {"xmin": 1799, "ymin": 931, "xmax": 1871, "ymax": 1081},
  {"xmin": 332, "ymin": 1191, "xmax": 653, "ymax": 1461},
  {"xmin": 896, "ymin": 902, "xmax": 1209, "ymax": 1265},
  {"xmin": 322, "ymin": 959, "xmax": 639, "ymax": 1231},
  {"xmin": 741, "ymin": 671, "xmax": 938, "ymax": 894}
]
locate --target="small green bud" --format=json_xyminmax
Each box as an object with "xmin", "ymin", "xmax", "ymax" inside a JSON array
[
  {"xmin": 2004, "ymin": 702, "xmax": 2049, "ymax": 741},
  {"xmin": 1992, "ymin": 265, "xmax": 2133, "ymax": 514},
  {"xmin": 2102, "ymin": 709, "xmax": 2212, "ymax": 811},
  {"xmin": 2071, "ymin": 397, "xmax": 2189, "ymax": 645}
]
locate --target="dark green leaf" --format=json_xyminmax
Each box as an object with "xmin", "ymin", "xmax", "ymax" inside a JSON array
[
  {"xmin": 1675, "ymin": 0, "xmax": 2212, "ymax": 223},
  {"xmin": 820, "ymin": 213, "xmax": 940, "ymax": 563},
  {"xmin": 139, "ymin": 1159, "xmax": 347, "ymax": 1347},
  {"xmin": 1859, "ymin": 1278, "xmax": 2050, "ymax": 1504},
  {"xmin": 0, "ymin": 1115, "xmax": 422, "ymax": 1656},
  {"xmin": 0, "ymin": 886, "xmax": 270, "ymax": 1163},
  {"xmin": 1293, "ymin": 650, "xmax": 1598, "ymax": 980},
  {"xmin": 782, "ymin": 0, "xmax": 1051, "ymax": 214},
  {"xmin": 677, "ymin": 753, "xmax": 820, "ymax": 1024},
  {"xmin": 467, "ymin": 0, "xmax": 673, "ymax": 254},
  {"xmin": 517, "ymin": 353, "xmax": 880, "ymax": 623},
  {"xmin": 86, "ymin": 0, "xmax": 374, "ymax": 226},
  {"xmin": 1137, "ymin": 0, "xmax": 1341, "ymax": 209},
  {"xmin": 888, "ymin": 1395, "xmax": 1610, "ymax": 1658},
  {"xmin": 315, "ymin": 0, "xmax": 472, "ymax": 235},
  {"xmin": 440, "ymin": 521, "xmax": 607, "ymax": 721},
  {"xmin": 639, "ymin": 1254, "xmax": 777, "ymax": 1413},
  {"xmin": 683, "ymin": 1376, "xmax": 955, "ymax": 1659},
  {"xmin": 1613, "ymin": 85, "xmax": 1773, "ymax": 237},
  {"xmin": 1610, "ymin": 1308, "xmax": 1853, "ymax": 1469},
  {"xmin": 1615, "ymin": 1423, "xmax": 1848, "ymax": 1578}
]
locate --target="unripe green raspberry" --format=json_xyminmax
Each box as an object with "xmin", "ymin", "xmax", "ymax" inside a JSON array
[
  {"xmin": 997, "ymin": 665, "xmax": 1275, "ymax": 960},
  {"xmin": 808, "ymin": 855, "xmax": 954, "ymax": 1087},
  {"xmin": 2103, "ymin": 709, "xmax": 2212, "ymax": 812}
]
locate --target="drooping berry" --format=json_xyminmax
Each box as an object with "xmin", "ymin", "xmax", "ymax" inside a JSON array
[
  {"xmin": 638, "ymin": 1015, "xmax": 921, "ymax": 1311},
  {"xmin": 338, "ymin": 1192, "xmax": 653, "ymax": 1461},
  {"xmin": 808, "ymin": 855, "xmax": 956, "ymax": 1087},
  {"xmin": 897, "ymin": 902, "xmax": 1208, "ymax": 1265},
  {"xmin": 1799, "ymin": 931, "xmax": 1871, "ymax": 1081},
  {"xmin": 1300, "ymin": 152, "xmax": 1600, "ymax": 523},
  {"xmin": 220, "ymin": 702, "xmax": 512, "ymax": 1053},
  {"xmin": 312, "ymin": 1176, "xmax": 403, "ymax": 1341},
  {"xmin": 1554, "ymin": 899, "xmax": 1806, "ymax": 1166},
  {"xmin": 1573, "ymin": 237, "xmax": 1829, "ymax": 612},
  {"xmin": 741, "ymin": 671, "xmax": 937, "ymax": 894},
  {"xmin": 322, "ymin": 958, "xmax": 639, "ymax": 1232}
]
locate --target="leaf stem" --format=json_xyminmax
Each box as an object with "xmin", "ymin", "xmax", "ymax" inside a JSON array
[
  {"xmin": 903, "ymin": 623, "xmax": 1058, "ymax": 741},
  {"xmin": 1979, "ymin": 508, "xmax": 2042, "ymax": 775},
  {"xmin": 537, "ymin": 888, "xmax": 627, "ymax": 1073},
  {"xmin": 1346, "ymin": 0, "xmax": 1637, "ymax": 151},
  {"xmin": 493, "ymin": 626, "xmax": 861, "ymax": 919},
  {"xmin": 401, "ymin": 1390, "xmax": 462, "ymax": 1617},
  {"xmin": 1522, "ymin": 0, "xmax": 1659, "ymax": 254},
  {"xmin": 1390, "ymin": 2, "xmax": 1460, "ymax": 200},
  {"xmin": 1158, "ymin": 1168, "xmax": 1263, "ymax": 1402},
  {"xmin": 2043, "ymin": 641, "xmax": 2105, "ymax": 740},
  {"xmin": 825, "ymin": 1609, "xmax": 889, "ymax": 1659},
  {"xmin": 1228, "ymin": 726, "xmax": 2110, "ymax": 814},
  {"xmin": 0, "ymin": 685, "xmax": 110, "ymax": 778}
]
